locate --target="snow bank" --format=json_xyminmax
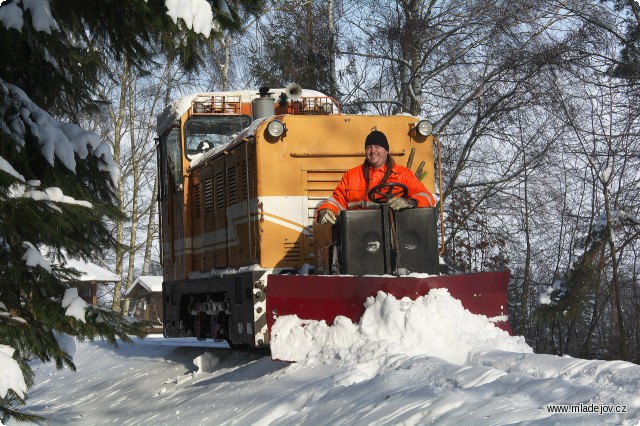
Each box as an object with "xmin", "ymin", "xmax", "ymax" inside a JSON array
[
  {"xmin": 271, "ymin": 288, "xmax": 532, "ymax": 370},
  {"xmin": 14, "ymin": 330, "xmax": 640, "ymax": 424}
]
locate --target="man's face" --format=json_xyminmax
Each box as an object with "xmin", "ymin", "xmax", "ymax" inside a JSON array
[{"xmin": 365, "ymin": 144, "xmax": 388, "ymax": 169}]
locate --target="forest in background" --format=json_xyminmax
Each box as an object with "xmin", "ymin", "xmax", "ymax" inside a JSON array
[
  {"xmin": 4, "ymin": 0, "xmax": 639, "ymax": 363},
  {"xmin": 103, "ymin": 0, "xmax": 640, "ymax": 362}
]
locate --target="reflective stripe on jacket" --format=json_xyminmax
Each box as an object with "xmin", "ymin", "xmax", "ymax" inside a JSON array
[{"xmin": 316, "ymin": 163, "xmax": 436, "ymax": 217}]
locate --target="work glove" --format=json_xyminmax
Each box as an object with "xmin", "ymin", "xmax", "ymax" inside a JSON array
[
  {"xmin": 317, "ymin": 209, "xmax": 337, "ymax": 225},
  {"xmin": 388, "ymin": 197, "xmax": 416, "ymax": 211}
]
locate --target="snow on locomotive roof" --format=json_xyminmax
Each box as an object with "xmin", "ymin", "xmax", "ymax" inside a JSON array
[{"xmin": 156, "ymin": 88, "xmax": 329, "ymax": 137}]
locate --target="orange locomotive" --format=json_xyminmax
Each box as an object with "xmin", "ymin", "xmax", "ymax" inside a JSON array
[{"xmin": 156, "ymin": 84, "xmax": 510, "ymax": 350}]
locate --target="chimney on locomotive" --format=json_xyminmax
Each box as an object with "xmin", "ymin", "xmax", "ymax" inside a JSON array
[{"xmin": 252, "ymin": 87, "xmax": 275, "ymax": 120}]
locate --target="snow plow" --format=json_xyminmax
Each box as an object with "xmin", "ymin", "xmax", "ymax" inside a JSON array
[
  {"xmin": 267, "ymin": 272, "xmax": 511, "ymax": 333},
  {"xmin": 268, "ymin": 209, "xmax": 511, "ymax": 335},
  {"xmin": 155, "ymin": 84, "xmax": 511, "ymax": 350}
]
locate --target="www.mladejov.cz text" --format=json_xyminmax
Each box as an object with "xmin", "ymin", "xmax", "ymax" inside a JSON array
[{"xmin": 546, "ymin": 404, "xmax": 627, "ymax": 415}]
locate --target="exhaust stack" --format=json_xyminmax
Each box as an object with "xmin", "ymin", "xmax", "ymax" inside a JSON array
[{"xmin": 252, "ymin": 87, "xmax": 275, "ymax": 120}]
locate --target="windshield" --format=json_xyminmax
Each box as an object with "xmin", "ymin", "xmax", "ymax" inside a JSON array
[{"xmin": 184, "ymin": 115, "xmax": 252, "ymax": 160}]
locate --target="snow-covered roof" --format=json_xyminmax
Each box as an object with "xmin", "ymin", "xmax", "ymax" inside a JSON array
[
  {"xmin": 64, "ymin": 258, "xmax": 120, "ymax": 282},
  {"xmin": 125, "ymin": 275, "xmax": 163, "ymax": 297}
]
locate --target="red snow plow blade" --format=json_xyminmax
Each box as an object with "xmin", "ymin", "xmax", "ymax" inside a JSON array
[{"xmin": 266, "ymin": 270, "xmax": 511, "ymax": 336}]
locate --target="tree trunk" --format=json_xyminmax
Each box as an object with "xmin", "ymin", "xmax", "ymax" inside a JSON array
[
  {"xmin": 328, "ymin": 0, "xmax": 337, "ymax": 98},
  {"xmin": 403, "ymin": 0, "xmax": 422, "ymax": 115},
  {"xmin": 122, "ymin": 75, "xmax": 141, "ymax": 316},
  {"xmin": 521, "ymin": 146, "xmax": 531, "ymax": 335},
  {"xmin": 111, "ymin": 60, "xmax": 131, "ymax": 313},
  {"xmin": 603, "ymin": 185, "xmax": 627, "ymax": 359}
]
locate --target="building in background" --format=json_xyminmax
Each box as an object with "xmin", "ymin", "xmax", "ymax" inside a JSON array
[
  {"xmin": 126, "ymin": 276, "xmax": 163, "ymax": 328},
  {"xmin": 64, "ymin": 258, "xmax": 121, "ymax": 306}
]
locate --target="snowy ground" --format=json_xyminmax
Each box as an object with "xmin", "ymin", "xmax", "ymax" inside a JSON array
[{"xmin": 8, "ymin": 290, "xmax": 640, "ymax": 425}]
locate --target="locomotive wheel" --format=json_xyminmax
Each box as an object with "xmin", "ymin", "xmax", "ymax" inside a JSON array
[
  {"xmin": 194, "ymin": 312, "xmax": 208, "ymax": 341},
  {"xmin": 367, "ymin": 182, "xmax": 409, "ymax": 204}
]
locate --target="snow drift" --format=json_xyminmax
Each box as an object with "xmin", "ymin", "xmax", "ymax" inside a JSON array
[
  {"xmin": 271, "ymin": 288, "xmax": 531, "ymax": 365},
  {"xmin": 9, "ymin": 288, "xmax": 640, "ymax": 425}
]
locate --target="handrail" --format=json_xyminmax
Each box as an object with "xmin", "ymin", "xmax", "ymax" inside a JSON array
[
  {"xmin": 290, "ymin": 150, "xmax": 405, "ymax": 158},
  {"xmin": 435, "ymin": 136, "xmax": 446, "ymax": 256}
]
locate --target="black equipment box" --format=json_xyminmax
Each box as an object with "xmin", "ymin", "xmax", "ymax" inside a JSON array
[{"xmin": 338, "ymin": 207, "xmax": 438, "ymax": 276}]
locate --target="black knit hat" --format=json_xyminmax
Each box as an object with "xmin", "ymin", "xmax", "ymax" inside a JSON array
[{"xmin": 365, "ymin": 130, "xmax": 389, "ymax": 152}]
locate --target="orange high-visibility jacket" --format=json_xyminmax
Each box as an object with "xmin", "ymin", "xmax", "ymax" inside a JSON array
[{"xmin": 317, "ymin": 163, "xmax": 436, "ymax": 216}]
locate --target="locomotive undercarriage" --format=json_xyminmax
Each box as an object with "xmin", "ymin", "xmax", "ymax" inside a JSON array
[
  {"xmin": 188, "ymin": 295, "xmax": 231, "ymax": 342},
  {"xmin": 162, "ymin": 270, "xmax": 268, "ymax": 348}
]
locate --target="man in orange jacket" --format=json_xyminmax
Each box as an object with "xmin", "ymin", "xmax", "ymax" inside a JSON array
[{"xmin": 316, "ymin": 130, "xmax": 436, "ymax": 225}]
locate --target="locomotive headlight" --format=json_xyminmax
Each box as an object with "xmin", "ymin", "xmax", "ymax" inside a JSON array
[
  {"xmin": 267, "ymin": 120, "xmax": 285, "ymax": 138},
  {"xmin": 416, "ymin": 120, "xmax": 433, "ymax": 136}
]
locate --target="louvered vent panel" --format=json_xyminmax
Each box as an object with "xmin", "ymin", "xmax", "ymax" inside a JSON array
[
  {"xmin": 306, "ymin": 170, "xmax": 345, "ymax": 198},
  {"xmin": 204, "ymin": 177, "xmax": 213, "ymax": 214},
  {"xmin": 227, "ymin": 166, "xmax": 237, "ymax": 203},
  {"xmin": 193, "ymin": 182, "xmax": 201, "ymax": 218},
  {"xmin": 306, "ymin": 170, "xmax": 346, "ymax": 222},
  {"xmin": 241, "ymin": 161, "xmax": 248, "ymax": 199},
  {"xmin": 283, "ymin": 241, "xmax": 302, "ymax": 262},
  {"xmin": 215, "ymin": 171, "xmax": 225, "ymax": 210}
]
